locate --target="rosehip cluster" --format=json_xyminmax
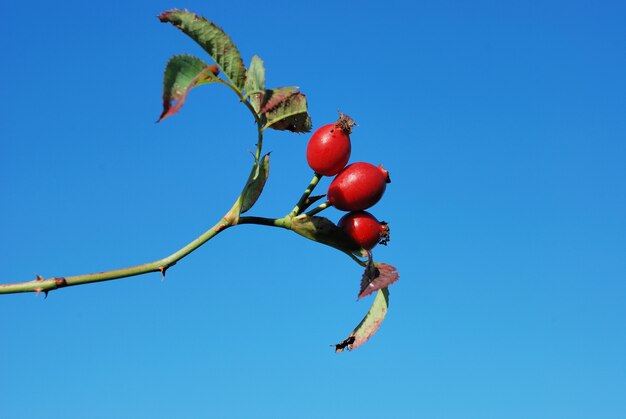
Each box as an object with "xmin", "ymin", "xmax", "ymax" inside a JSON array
[{"xmin": 306, "ymin": 114, "xmax": 391, "ymax": 251}]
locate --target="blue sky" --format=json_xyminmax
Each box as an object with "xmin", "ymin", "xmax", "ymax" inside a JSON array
[{"xmin": 1, "ymin": 1, "xmax": 625, "ymax": 418}]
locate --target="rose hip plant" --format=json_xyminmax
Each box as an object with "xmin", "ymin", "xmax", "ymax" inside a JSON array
[{"xmin": 0, "ymin": 9, "xmax": 399, "ymax": 352}]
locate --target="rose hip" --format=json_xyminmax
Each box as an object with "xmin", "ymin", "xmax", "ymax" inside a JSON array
[
  {"xmin": 306, "ymin": 113, "xmax": 355, "ymax": 176},
  {"xmin": 338, "ymin": 211, "xmax": 390, "ymax": 251},
  {"xmin": 327, "ymin": 162, "xmax": 390, "ymax": 211}
]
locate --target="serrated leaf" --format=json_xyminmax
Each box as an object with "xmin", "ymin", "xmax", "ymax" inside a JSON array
[
  {"xmin": 245, "ymin": 56, "xmax": 265, "ymax": 113},
  {"xmin": 261, "ymin": 87, "xmax": 298, "ymax": 113},
  {"xmin": 358, "ymin": 262, "xmax": 399, "ymax": 299},
  {"xmin": 336, "ymin": 287, "xmax": 390, "ymax": 353},
  {"xmin": 159, "ymin": 9, "xmax": 247, "ymax": 92},
  {"xmin": 263, "ymin": 92, "xmax": 312, "ymax": 133},
  {"xmin": 240, "ymin": 153, "xmax": 270, "ymax": 214},
  {"xmin": 159, "ymin": 55, "xmax": 220, "ymax": 121},
  {"xmin": 290, "ymin": 215, "xmax": 360, "ymax": 254}
]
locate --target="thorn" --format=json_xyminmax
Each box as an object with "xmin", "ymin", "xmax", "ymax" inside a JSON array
[
  {"xmin": 35, "ymin": 274, "xmax": 44, "ymax": 281},
  {"xmin": 158, "ymin": 263, "xmax": 175, "ymax": 281}
]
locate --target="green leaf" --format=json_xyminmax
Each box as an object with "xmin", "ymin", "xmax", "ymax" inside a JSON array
[
  {"xmin": 159, "ymin": 54, "xmax": 220, "ymax": 121},
  {"xmin": 245, "ymin": 55, "xmax": 265, "ymax": 113},
  {"xmin": 335, "ymin": 287, "xmax": 390, "ymax": 353},
  {"xmin": 159, "ymin": 9, "xmax": 247, "ymax": 92},
  {"xmin": 263, "ymin": 92, "xmax": 312, "ymax": 133},
  {"xmin": 290, "ymin": 215, "xmax": 361, "ymax": 254},
  {"xmin": 240, "ymin": 153, "xmax": 270, "ymax": 214}
]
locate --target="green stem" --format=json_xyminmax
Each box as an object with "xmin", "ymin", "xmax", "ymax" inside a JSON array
[
  {"xmin": 219, "ymin": 79, "xmax": 264, "ymax": 160},
  {"xmin": 0, "ymin": 202, "xmax": 240, "ymax": 295},
  {"xmin": 238, "ymin": 215, "xmax": 289, "ymax": 229},
  {"xmin": 345, "ymin": 251, "xmax": 368, "ymax": 267},
  {"xmin": 289, "ymin": 173, "xmax": 322, "ymax": 217},
  {"xmin": 239, "ymin": 215, "xmax": 365, "ymax": 266},
  {"xmin": 1, "ymin": 79, "xmax": 267, "ymax": 296},
  {"xmin": 304, "ymin": 200, "xmax": 331, "ymax": 217}
]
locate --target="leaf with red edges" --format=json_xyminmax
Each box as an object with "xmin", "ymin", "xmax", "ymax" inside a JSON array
[
  {"xmin": 159, "ymin": 54, "xmax": 219, "ymax": 121},
  {"xmin": 260, "ymin": 87, "xmax": 298, "ymax": 113},
  {"xmin": 159, "ymin": 9, "xmax": 247, "ymax": 91},
  {"xmin": 262, "ymin": 92, "xmax": 312, "ymax": 133},
  {"xmin": 358, "ymin": 261, "xmax": 399, "ymax": 299},
  {"xmin": 335, "ymin": 287, "xmax": 390, "ymax": 352}
]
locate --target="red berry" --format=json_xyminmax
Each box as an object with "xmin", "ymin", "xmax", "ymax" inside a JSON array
[
  {"xmin": 327, "ymin": 162, "xmax": 390, "ymax": 211},
  {"xmin": 306, "ymin": 113, "xmax": 355, "ymax": 176},
  {"xmin": 338, "ymin": 211, "xmax": 390, "ymax": 251}
]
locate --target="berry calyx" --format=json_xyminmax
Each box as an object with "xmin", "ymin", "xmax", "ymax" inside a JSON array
[
  {"xmin": 338, "ymin": 211, "xmax": 390, "ymax": 251},
  {"xmin": 327, "ymin": 162, "xmax": 390, "ymax": 211},
  {"xmin": 306, "ymin": 113, "xmax": 355, "ymax": 176}
]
